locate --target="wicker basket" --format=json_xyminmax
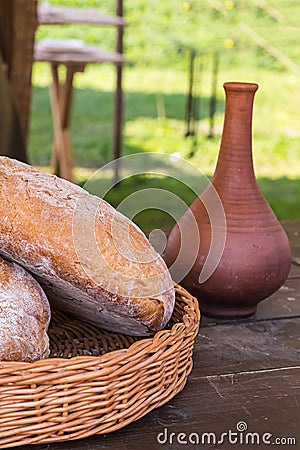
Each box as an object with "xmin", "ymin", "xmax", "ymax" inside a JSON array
[{"xmin": 0, "ymin": 285, "xmax": 200, "ymax": 448}]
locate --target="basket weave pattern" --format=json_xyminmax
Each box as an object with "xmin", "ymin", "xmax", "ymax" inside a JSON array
[{"xmin": 0, "ymin": 285, "xmax": 200, "ymax": 448}]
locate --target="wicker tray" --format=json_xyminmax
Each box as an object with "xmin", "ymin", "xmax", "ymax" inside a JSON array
[{"xmin": 0, "ymin": 285, "xmax": 200, "ymax": 448}]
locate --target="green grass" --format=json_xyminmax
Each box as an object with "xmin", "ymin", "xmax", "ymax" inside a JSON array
[{"xmin": 29, "ymin": 0, "xmax": 300, "ymax": 227}]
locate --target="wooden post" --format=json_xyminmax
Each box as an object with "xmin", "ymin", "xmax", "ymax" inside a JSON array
[
  {"xmin": 0, "ymin": 1, "xmax": 14, "ymax": 72},
  {"xmin": 49, "ymin": 63, "xmax": 85, "ymax": 183},
  {"xmin": 185, "ymin": 49, "xmax": 196, "ymax": 138},
  {"xmin": 0, "ymin": 0, "xmax": 37, "ymax": 159},
  {"xmin": 191, "ymin": 53, "xmax": 203, "ymax": 155},
  {"xmin": 208, "ymin": 52, "xmax": 219, "ymax": 139},
  {"xmin": 113, "ymin": 0, "xmax": 124, "ymax": 184}
]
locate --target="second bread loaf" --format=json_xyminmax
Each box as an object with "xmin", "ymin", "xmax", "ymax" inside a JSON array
[{"xmin": 0, "ymin": 256, "xmax": 50, "ymax": 362}]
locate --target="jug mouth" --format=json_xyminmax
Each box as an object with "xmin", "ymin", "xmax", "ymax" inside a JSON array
[{"xmin": 224, "ymin": 82, "xmax": 259, "ymax": 92}]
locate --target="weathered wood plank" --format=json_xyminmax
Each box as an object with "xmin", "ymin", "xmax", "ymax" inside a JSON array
[
  {"xmin": 193, "ymin": 318, "xmax": 300, "ymax": 377},
  {"xmin": 283, "ymin": 220, "xmax": 300, "ymax": 258},
  {"xmin": 17, "ymin": 366, "xmax": 299, "ymax": 450},
  {"xmin": 283, "ymin": 220, "xmax": 300, "ymax": 277},
  {"xmin": 255, "ymin": 278, "xmax": 300, "ymax": 319},
  {"xmin": 288, "ymin": 262, "xmax": 300, "ymax": 279}
]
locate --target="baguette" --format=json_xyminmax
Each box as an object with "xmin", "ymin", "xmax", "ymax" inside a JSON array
[
  {"xmin": 0, "ymin": 256, "xmax": 50, "ymax": 362},
  {"xmin": 0, "ymin": 157, "xmax": 175, "ymax": 335}
]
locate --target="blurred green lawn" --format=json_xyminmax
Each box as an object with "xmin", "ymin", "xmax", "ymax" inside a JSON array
[{"xmin": 29, "ymin": 0, "xmax": 300, "ymax": 227}]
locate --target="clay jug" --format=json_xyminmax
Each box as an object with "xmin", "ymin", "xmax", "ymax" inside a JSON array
[{"xmin": 165, "ymin": 82, "xmax": 292, "ymax": 318}]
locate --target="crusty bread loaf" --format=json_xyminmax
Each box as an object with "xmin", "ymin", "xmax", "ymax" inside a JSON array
[
  {"xmin": 0, "ymin": 157, "xmax": 175, "ymax": 336},
  {"xmin": 0, "ymin": 256, "xmax": 50, "ymax": 362}
]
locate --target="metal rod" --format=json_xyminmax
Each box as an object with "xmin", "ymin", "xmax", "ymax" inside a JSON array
[
  {"xmin": 185, "ymin": 49, "xmax": 196, "ymax": 137},
  {"xmin": 208, "ymin": 52, "xmax": 219, "ymax": 139},
  {"xmin": 113, "ymin": 0, "xmax": 124, "ymax": 185}
]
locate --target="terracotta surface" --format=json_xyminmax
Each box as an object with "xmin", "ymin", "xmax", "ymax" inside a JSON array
[{"xmin": 165, "ymin": 82, "xmax": 292, "ymax": 318}]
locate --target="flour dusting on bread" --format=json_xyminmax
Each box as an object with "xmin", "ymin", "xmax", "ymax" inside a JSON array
[{"xmin": 0, "ymin": 257, "xmax": 50, "ymax": 362}]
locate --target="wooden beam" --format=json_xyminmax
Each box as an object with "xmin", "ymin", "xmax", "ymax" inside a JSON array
[
  {"xmin": 0, "ymin": 0, "xmax": 14, "ymax": 73},
  {"xmin": 11, "ymin": 0, "xmax": 37, "ymax": 146},
  {"xmin": 0, "ymin": 0, "xmax": 38, "ymax": 158}
]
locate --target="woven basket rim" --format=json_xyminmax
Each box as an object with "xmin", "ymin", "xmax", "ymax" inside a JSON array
[{"xmin": 0, "ymin": 284, "xmax": 200, "ymax": 370}]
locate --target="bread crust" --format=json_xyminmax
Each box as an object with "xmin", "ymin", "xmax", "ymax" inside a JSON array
[
  {"xmin": 0, "ymin": 157, "xmax": 175, "ymax": 335},
  {"xmin": 0, "ymin": 256, "xmax": 50, "ymax": 362}
]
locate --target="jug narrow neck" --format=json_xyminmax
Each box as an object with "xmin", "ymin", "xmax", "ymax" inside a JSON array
[{"xmin": 214, "ymin": 82, "xmax": 258, "ymax": 181}]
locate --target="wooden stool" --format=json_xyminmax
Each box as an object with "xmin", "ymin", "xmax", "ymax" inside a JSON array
[
  {"xmin": 35, "ymin": 45, "xmax": 124, "ymax": 182},
  {"xmin": 35, "ymin": 2, "xmax": 125, "ymax": 183}
]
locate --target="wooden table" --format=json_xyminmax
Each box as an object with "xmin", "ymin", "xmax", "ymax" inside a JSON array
[{"xmin": 18, "ymin": 221, "xmax": 300, "ymax": 450}]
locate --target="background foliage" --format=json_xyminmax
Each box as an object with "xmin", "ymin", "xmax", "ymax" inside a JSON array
[{"xmin": 30, "ymin": 1, "xmax": 300, "ymax": 225}]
